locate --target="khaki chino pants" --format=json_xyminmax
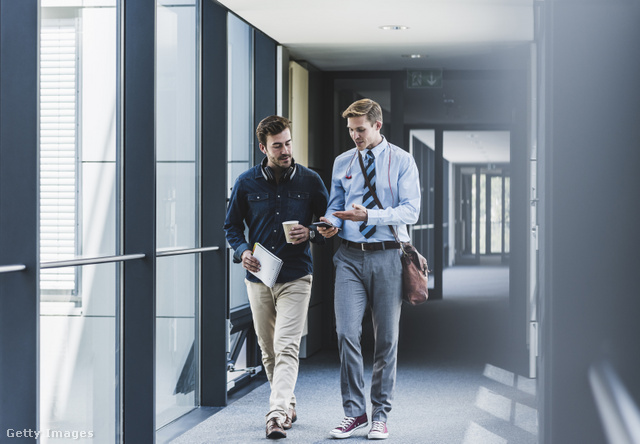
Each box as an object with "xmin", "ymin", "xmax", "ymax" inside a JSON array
[{"xmin": 245, "ymin": 274, "xmax": 312, "ymax": 423}]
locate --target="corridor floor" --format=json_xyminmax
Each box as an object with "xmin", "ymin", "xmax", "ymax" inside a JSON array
[{"xmin": 169, "ymin": 265, "xmax": 538, "ymax": 444}]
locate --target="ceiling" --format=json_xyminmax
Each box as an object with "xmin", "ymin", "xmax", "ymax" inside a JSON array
[
  {"xmin": 217, "ymin": 0, "xmax": 532, "ymax": 163},
  {"xmin": 411, "ymin": 130, "xmax": 511, "ymax": 164},
  {"xmin": 216, "ymin": 0, "xmax": 534, "ymax": 71}
]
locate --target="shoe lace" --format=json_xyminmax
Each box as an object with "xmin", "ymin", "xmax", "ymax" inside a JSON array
[
  {"xmin": 338, "ymin": 416, "xmax": 356, "ymax": 429},
  {"xmin": 371, "ymin": 421, "xmax": 385, "ymax": 433}
]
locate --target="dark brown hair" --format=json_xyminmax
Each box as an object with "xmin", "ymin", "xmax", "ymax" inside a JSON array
[{"xmin": 256, "ymin": 115, "xmax": 292, "ymax": 146}]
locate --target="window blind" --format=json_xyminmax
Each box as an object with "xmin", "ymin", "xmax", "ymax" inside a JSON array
[{"xmin": 40, "ymin": 18, "xmax": 78, "ymax": 296}]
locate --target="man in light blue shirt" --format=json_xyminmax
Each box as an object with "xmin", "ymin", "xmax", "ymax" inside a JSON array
[{"xmin": 318, "ymin": 98, "xmax": 421, "ymax": 440}]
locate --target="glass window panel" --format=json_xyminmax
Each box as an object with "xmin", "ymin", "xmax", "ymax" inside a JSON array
[
  {"xmin": 39, "ymin": 4, "xmax": 118, "ymax": 444},
  {"xmin": 40, "ymin": 263, "xmax": 117, "ymax": 444},
  {"xmin": 155, "ymin": 0, "xmax": 199, "ymax": 428},
  {"xmin": 227, "ymin": 13, "xmax": 253, "ymax": 311},
  {"xmin": 157, "ymin": 163, "xmax": 197, "ymax": 249},
  {"xmin": 227, "ymin": 14, "xmax": 252, "ymax": 163},
  {"xmin": 157, "ymin": 1, "xmax": 197, "ymax": 163},
  {"xmin": 40, "ymin": 4, "xmax": 118, "ymax": 302},
  {"xmin": 82, "ymin": 163, "xmax": 117, "ymax": 257},
  {"xmin": 156, "ymin": 254, "xmax": 197, "ymax": 428},
  {"xmin": 40, "ymin": 11, "xmax": 80, "ymax": 297},
  {"xmin": 227, "ymin": 161, "xmax": 250, "ymax": 198}
]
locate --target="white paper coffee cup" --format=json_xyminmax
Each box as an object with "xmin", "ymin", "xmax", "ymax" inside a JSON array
[{"xmin": 282, "ymin": 220, "xmax": 299, "ymax": 243}]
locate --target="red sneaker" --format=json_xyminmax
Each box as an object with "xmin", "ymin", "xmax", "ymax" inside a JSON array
[{"xmin": 329, "ymin": 413, "xmax": 368, "ymax": 439}]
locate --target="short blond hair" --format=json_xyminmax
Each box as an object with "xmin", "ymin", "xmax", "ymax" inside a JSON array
[{"xmin": 341, "ymin": 98, "xmax": 383, "ymax": 126}]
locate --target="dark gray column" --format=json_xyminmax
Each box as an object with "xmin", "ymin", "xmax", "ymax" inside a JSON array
[
  {"xmin": 121, "ymin": 1, "xmax": 156, "ymax": 441},
  {"xmin": 201, "ymin": 0, "xmax": 229, "ymax": 407},
  {"xmin": 0, "ymin": 1, "xmax": 39, "ymax": 441},
  {"xmin": 253, "ymin": 30, "xmax": 277, "ymax": 163}
]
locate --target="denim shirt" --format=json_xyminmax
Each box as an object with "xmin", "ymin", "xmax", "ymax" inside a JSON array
[{"xmin": 224, "ymin": 163, "xmax": 329, "ymax": 284}]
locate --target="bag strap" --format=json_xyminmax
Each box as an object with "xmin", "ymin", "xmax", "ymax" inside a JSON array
[{"xmin": 357, "ymin": 150, "xmax": 402, "ymax": 245}]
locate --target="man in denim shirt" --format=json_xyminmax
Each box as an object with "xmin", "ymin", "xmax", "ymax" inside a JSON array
[{"xmin": 224, "ymin": 115, "xmax": 329, "ymax": 439}]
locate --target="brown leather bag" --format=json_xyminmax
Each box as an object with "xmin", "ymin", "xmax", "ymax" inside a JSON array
[
  {"xmin": 358, "ymin": 151, "xmax": 429, "ymax": 305},
  {"xmin": 398, "ymin": 242, "xmax": 429, "ymax": 305}
]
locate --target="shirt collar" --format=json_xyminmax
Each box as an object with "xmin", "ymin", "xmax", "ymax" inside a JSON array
[{"xmin": 364, "ymin": 135, "xmax": 387, "ymax": 158}]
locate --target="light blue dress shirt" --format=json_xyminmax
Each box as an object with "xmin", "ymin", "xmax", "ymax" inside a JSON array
[{"xmin": 324, "ymin": 136, "xmax": 421, "ymax": 243}]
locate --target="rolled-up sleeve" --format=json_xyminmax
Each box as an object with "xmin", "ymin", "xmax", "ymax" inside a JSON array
[{"xmin": 223, "ymin": 179, "xmax": 251, "ymax": 263}]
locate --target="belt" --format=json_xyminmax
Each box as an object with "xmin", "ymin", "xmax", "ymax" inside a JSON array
[{"xmin": 341, "ymin": 239, "xmax": 401, "ymax": 251}]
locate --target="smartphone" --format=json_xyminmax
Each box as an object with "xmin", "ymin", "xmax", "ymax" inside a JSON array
[{"xmin": 313, "ymin": 221, "xmax": 340, "ymax": 230}]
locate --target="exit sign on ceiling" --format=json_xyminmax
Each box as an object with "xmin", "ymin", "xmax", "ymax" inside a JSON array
[{"xmin": 407, "ymin": 69, "xmax": 443, "ymax": 88}]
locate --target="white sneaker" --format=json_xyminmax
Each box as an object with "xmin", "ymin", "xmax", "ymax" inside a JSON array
[{"xmin": 368, "ymin": 421, "xmax": 389, "ymax": 440}]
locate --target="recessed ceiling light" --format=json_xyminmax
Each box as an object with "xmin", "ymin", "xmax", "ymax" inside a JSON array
[
  {"xmin": 402, "ymin": 54, "xmax": 423, "ymax": 59},
  {"xmin": 379, "ymin": 25, "xmax": 409, "ymax": 31}
]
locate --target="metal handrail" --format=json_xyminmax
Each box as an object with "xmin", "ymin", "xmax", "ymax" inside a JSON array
[
  {"xmin": 156, "ymin": 246, "xmax": 220, "ymax": 257},
  {"xmin": 39, "ymin": 245, "xmax": 220, "ymax": 268},
  {"xmin": 589, "ymin": 360, "xmax": 640, "ymax": 444},
  {"xmin": 0, "ymin": 264, "xmax": 26, "ymax": 274},
  {"xmin": 40, "ymin": 253, "xmax": 146, "ymax": 269}
]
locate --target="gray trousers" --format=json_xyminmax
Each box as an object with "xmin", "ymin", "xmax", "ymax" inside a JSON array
[{"xmin": 333, "ymin": 243, "xmax": 403, "ymax": 422}]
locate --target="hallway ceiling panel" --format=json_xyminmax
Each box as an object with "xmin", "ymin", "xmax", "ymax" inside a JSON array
[
  {"xmin": 217, "ymin": 0, "xmax": 534, "ymax": 71},
  {"xmin": 412, "ymin": 130, "xmax": 510, "ymax": 164}
]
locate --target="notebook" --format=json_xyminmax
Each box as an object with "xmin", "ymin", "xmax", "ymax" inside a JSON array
[{"xmin": 249, "ymin": 242, "xmax": 283, "ymax": 288}]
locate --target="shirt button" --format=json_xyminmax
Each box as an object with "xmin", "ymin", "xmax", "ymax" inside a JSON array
[
  {"xmin": 273, "ymin": 229, "xmax": 277, "ymax": 233},
  {"xmin": 277, "ymin": 195, "xmax": 281, "ymax": 198},
  {"xmin": 276, "ymin": 212, "xmax": 279, "ymax": 215},
  {"xmin": 271, "ymin": 246, "xmax": 275, "ymax": 250}
]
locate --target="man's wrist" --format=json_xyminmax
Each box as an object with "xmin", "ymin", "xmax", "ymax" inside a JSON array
[{"xmin": 233, "ymin": 243, "xmax": 251, "ymax": 263}]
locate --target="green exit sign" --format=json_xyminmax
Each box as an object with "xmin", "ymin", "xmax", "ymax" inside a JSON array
[{"xmin": 407, "ymin": 69, "xmax": 443, "ymax": 88}]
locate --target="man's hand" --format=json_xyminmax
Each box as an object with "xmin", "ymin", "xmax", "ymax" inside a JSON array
[
  {"xmin": 288, "ymin": 224, "xmax": 310, "ymax": 245},
  {"xmin": 316, "ymin": 216, "xmax": 339, "ymax": 238},
  {"xmin": 241, "ymin": 249, "xmax": 261, "ymax": 273},
  {"xmin": 333, "ymin": 203, "xmax": 368, "ymax": 222}
]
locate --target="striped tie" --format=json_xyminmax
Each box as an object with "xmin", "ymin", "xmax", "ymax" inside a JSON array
[{"xmin": 359, "ymin": 150, "xmax": 376, "ymax": 238}]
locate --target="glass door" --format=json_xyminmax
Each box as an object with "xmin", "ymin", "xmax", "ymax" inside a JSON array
[
  {"xmin": 444, "ymin": 131, "xmax": 511, "ymax": 265},
  {"xmin": 410, "ymin": 130, "xmax": 436, "ymax": 293}
]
